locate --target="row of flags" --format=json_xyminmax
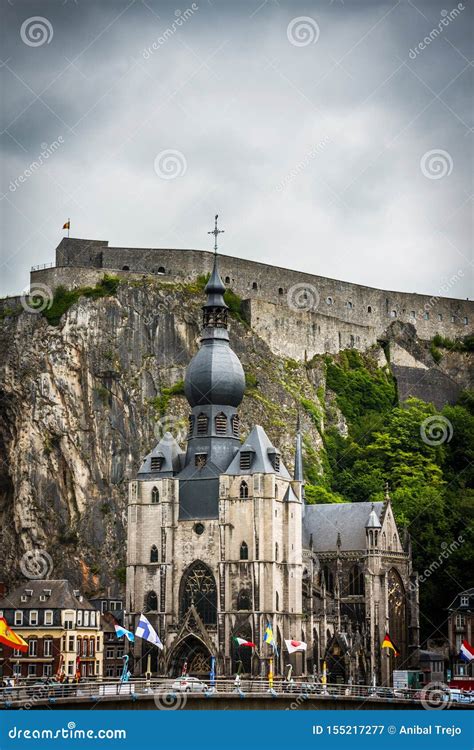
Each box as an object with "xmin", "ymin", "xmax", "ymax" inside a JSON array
[{"xmin": 3, "ymin": 614, "xmax": 474, "ymax": 667}]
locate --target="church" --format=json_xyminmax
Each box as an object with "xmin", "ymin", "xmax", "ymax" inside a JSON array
[{"xmin": 125, "ymin": 220, "xmax": 419, "ymax": 685}]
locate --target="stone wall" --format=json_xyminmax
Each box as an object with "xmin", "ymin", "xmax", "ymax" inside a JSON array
[{"xmin": 52, "ymin": 237, "xmax": 473, "ymax": 346}]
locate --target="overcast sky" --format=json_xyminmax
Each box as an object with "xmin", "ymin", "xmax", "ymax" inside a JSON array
[{"xmin": 1, "ymin": 0, "xmax": 472, "ymax": 299}]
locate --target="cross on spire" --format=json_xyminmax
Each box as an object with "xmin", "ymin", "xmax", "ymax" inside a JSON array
[{"xmin": 208, "ymin": 214, "xmax": 224, "ymax": 254}]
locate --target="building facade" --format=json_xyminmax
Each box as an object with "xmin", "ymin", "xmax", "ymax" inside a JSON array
[
  {"xmin": 126, "ymin": 245, "xmax": 419, "ymax": 684},
  {"xmin": 447, "ymin": 588, "xmax": 474, "ymax": 684},
  {"xmin": 0, "ymin": 580, "xmax": 103, "ymax": 681}
]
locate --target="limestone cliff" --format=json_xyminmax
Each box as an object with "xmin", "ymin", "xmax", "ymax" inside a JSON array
[{"xmin": 0, "ymin": 277, "xmax": 471, "ymax": 596}]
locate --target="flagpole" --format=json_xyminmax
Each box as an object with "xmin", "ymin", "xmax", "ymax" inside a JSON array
[{"xmin": 68, "ymin": 218, "xmax": 70, "ymax": 238}]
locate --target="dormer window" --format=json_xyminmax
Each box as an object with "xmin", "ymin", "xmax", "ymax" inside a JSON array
[
  {"xmin": 188, "ymin": 415, "xmax": 194, "ymax": 437},
  {"xmin": 267, "ymin": 448, "xmax": 280, "ymax": 472},
  {"xmin": 197, "ymin": 413, "xmax": 208, "ymax": 435},
  {"xmin": 460, "ymin": 596, "xmax": 469, "ymax": 607},
  {"xmin": 240, "ymin": 453, "xmax": 250, "ymax": 471},
  {"xmin": 151, "ymin": 455, "xmax": 164, "ymax": 472},
  {"xmin": 215, "ymin": 412, "xmax": 227, "ymax": 434}
]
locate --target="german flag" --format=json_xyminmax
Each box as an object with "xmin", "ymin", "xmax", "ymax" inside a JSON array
[
  {"xmin": 381, "ymin": 632, "xmax": 399, "ymax": 656},
  {"xmin": 0, "ymin": 617, "xmax": 28, "ymax": 653}
]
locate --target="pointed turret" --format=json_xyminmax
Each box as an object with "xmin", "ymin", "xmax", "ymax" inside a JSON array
[{"xmin": 294, "ymin": 413, "xmax": 305, "ymax": 513}]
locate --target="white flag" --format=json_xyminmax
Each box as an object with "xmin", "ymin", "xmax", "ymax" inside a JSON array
[
  {"xmin": 135, "ymin": 614, "xmax": 163, "ymax": 650},
  {"xmin": 285, "ymin": 639, "xmax": 307, "ymax": 654}
]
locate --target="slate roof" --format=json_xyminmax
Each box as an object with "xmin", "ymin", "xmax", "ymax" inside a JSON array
[
  {"xmin": 0, "ymin": 579, "xmax": 95, "ymax": 610},
  {"xmin": 225, "ymin": 425, "xmax": 291, "ymax": 478},
  {"xmin": 447, "ymin": 588, "xmax": 474, "ymax": 611},
  {"xmin": 303, "ymin": 501, "xmax": 384, "ymax": 552},
  {"xmin": 138, "ymin": 432, "xmax": 184, "ymax": 477}
]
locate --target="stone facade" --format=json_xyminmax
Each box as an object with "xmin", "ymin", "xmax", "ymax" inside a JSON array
[{"xmin": 125, "ymin": 250, "xmax": 418, "ymax": 685}]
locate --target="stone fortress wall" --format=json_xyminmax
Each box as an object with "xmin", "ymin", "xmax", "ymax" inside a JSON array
[{"xmin": 26, "ymin": 237, "xmax": 472, "ymax": 359}]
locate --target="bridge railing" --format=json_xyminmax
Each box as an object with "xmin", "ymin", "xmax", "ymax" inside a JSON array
[{"xmin": 0, "ymin": 678, "xmax": 433, "ymax": 706}]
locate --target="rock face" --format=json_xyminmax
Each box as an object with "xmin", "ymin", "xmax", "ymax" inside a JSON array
[{"xmin": 0, "ymin": 279, "xmax": 471, "ymax": 595}]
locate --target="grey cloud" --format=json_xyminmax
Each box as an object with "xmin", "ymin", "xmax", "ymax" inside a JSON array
[{"xmin": 1, "ymin": 0, "xmax": 472, "ymax": 299}]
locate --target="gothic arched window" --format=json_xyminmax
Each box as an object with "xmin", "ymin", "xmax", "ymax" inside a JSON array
[
  {"xmin": 349, "ymin": 565, "xmax": 364, "ymax": 595},
  {"xmin": 145, "ymin": 590, "xmax": 158, "ymax": 612},
  {"xmin": 197, "ymin": 413, "xmax": 208, "ymax": 435},
  {"xmin": 180, "ymin": 561, "xmax": 217, "ymax": 625},
  {"xmin": 322, "ymin": 566, "xmax": 333, "ymax": 593},
  {"xmin": 150, "ymin": 545, "xmax": 158, "ymax": 563},
  {"xmin": 237, "ymin": 589, "xmax": 251, "ymax": 610},
  {"xmin": 275, "ymin": 591, "xmax": 279, "ymax": 610},
  {"xmin": 239, "ymin": 481, "xmax": 249, "ymax": 499},
  {"xmin": 387, "ymin": 568, "xmax": 407, "ymax": 661},
  {"xmin": 240, "ymin": 541, "xmax": 248, "ymax": 560},
  {"xmin": 151, "ymin": 487, "xmax": 159, "ymax": 504},
  {"xmin": 215, "ymin": 412, "xmax": 227, "ymax": 434}
]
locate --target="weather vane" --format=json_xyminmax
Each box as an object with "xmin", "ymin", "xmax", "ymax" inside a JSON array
[{"xmin": 208, "ymin": 214, "xmax": 224, "ymax": 255}]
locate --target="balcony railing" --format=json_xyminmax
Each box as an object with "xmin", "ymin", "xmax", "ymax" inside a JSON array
[{"xmin": 31, "ymin": 262, "xmax": 55, "ymax": 271}]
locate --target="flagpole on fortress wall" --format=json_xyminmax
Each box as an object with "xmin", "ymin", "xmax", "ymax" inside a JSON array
[{"xmin": 67, "ymin": 218, "xmax": 70, "ymax": 238}]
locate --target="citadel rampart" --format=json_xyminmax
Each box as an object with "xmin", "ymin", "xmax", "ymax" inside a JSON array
[{"xmin": 25, "ymin": 237, "xmax": 472, "ymax": 360}]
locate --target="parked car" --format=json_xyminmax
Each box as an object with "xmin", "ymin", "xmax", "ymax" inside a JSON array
[
  {"xmin": 448, "ymin": 689, "xmax": 472, "ymax": 704},
  {"xmin": 171, "ymin": 676, "xmax": 207, "ymax": 693}
]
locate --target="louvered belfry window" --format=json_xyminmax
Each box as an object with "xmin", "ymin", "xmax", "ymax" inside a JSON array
[
  {"xmin": 240, "ymin": 452, "xmax": 251, "ymax": 471},
  {"xmin": 197, "ymin": 413, "xmax": 208, "ymax": 435},
  {"xmin": 188, "ymin": 415, "xmax": 194, "ymax": 437},
  {"xmin": 231, "ymin": 415, "xmax": 240, "ymax": 437},
  {"xmin": 215, "ymin": 412, "xmax": 227, "ymax": 434},
  {"xmin": 151, "ymin": 456, "xmax": 163, "ymax": 471}
]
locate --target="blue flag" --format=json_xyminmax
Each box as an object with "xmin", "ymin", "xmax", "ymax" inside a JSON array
[
  {"xmin": 114, "ymin": 623, "xmax": 135, "ymax": 642},
  {"xmin": 135, "ymin": 614, "xmax": 164, "ymax": 650}
]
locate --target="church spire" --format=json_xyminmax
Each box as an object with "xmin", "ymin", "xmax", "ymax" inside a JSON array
[
  {"xmin": 294, "ymin": 412, "xmax": 305, "ymax": 511},
  {"xmin": 203, "ymin": 215, "xmax": 228, "ymax": 329},
  {"xmin": 294, "ymin": 412, "xmax": 304, "ymax": 482}
]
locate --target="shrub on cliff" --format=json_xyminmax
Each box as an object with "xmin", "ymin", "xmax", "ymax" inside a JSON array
[{"xmin": 42, "ymin": 275, "xmax": 120, "ymax": 326}]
